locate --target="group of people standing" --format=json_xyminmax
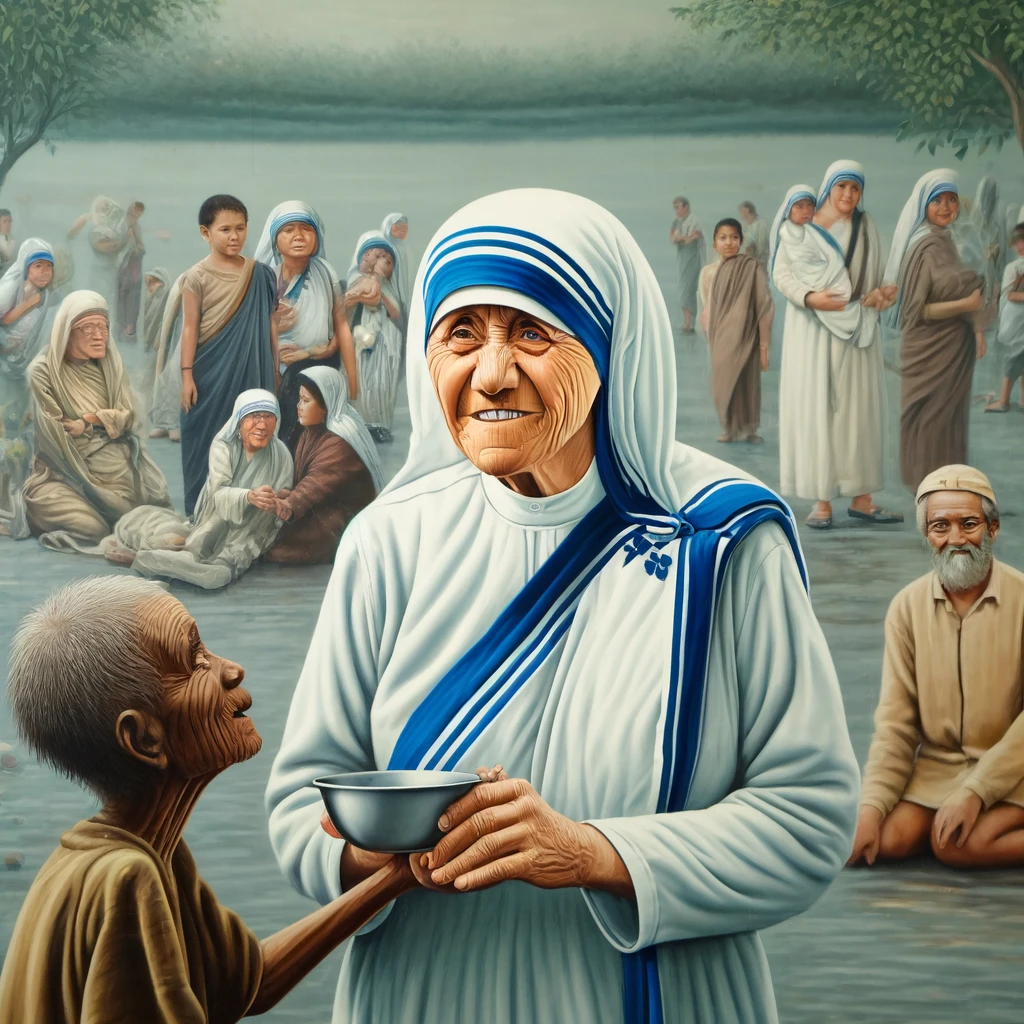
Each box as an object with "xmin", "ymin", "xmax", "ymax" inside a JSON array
[
  {"xmin": 0, "ymin": 193, "xmax": 398, "ymax": 586},
  {"xmin": 676, "ymin": 164, "xmax": 1024, "ymax": 529}
]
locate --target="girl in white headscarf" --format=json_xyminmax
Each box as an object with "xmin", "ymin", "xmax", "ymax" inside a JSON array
[
  {"xmin": 105, "ymin": 389, "xmax": 293, "ymax": 589},
  {"xmin": 0, "ymin": 239, "xmax": 55, "ymax": 437},
  {"xmin": 885, "ymin": 170, "xmax": 986, "ymax": 489},
  {"xmin": 255, "ymin": 201, "xmax": 357, "ymax": 440},
  {"xmin": 267, "ymin": 188, "xmax": 858, "ymax": 1024},
  {"xmin": 345, "ymin": 231, "xmax": 405, "ymax": 443},
  {"xmin": 773, "ymin": 159, "xmax": 899, "ymax": 529},
  {"xmin": 266, "ymin": 365, "xmax": 381, "ymax": 564},
  {"xmin": 380, "ymin": 212, "xmax": 411, "ymax": 315}
]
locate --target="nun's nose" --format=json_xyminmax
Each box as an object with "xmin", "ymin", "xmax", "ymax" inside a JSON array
[{"xmin": 472, "ymin": 341, "xmax": 519, "ymax": 396}]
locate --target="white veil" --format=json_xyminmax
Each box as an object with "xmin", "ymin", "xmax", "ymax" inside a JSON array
[{"xmin": 768, "ymin": 185, "xmax": 816, "ymax": 271}]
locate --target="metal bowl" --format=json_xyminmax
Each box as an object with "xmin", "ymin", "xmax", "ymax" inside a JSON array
[{"xmin": 314, "ymin": 769, "xmax": 481, "ymax": 854}]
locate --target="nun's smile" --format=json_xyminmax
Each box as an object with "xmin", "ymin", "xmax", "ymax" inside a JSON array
[
  {"xmin": 427, "ymin": 304, "xmax": 600, "ymax": 486},
  {"xmin": 926, "ymin": 191, "xmax": 960, "ymax": 228}
]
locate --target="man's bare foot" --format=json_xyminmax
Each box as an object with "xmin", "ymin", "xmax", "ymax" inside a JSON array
[
  {"xmin": 717, "ymin": 433, "xmax": 734, "ymax": 443},
  {"xmin": 104, "ymin": 546, "xmax": 136, "ymax": 567},
  {"xmin": 985, "ymin": 402, "xmax": 1009, "ymax": 413},
  {"xmin": 149, "ymin": 427, "xmax": 168, "ymax": 439},
  {"xmin": 745, "ymin": 434, "xmax": 764, "ymax": 445},
  {"xmin": 168, "ymin": 428, "xmax": 180, "ymax": 442}
]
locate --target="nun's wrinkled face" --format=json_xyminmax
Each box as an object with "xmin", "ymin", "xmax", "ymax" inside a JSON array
[
  {"xmin": 828, "ymin": 180, "xmax": 862, "ymax": 217},
  {"xmin": 788, "ymin": 199, "xmax": 815, "ymax": 226},
  {"xmin": 926, "ymin": 191, "xmax": 960, "ymax": 228},
  {"xmin": 239, "ymin": 411, "xmax": 276, "ymax": 454},
  {"xmin": 26, "ymin": 259, "xmax": 53, "ymax": 289},
  {"xmin": 427, "ymin": 304, "xmax": 601, "ymax": 480},
  {"xmin": 276, "ymin": 221, "xmax": 318, "ymax": 260},
  {"xmin": 66, "ymin": 313, "xmax": 109, "ymax": 361},
  {"xmin": 296, "ymin": 385, "xmax": 327, "ymax": 427},
  {"xmin": 390, "ymin": 220, "xmax": 408, "ymax": 241}
]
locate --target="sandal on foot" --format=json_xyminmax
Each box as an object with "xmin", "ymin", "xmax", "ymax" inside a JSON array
[
  {"xmin": 804, "ymin": 514, "xmax": 833, "ymax": 530},
  {"xmin": 848, "ymin": 507, "xmax": 904, "ymax": 524}
]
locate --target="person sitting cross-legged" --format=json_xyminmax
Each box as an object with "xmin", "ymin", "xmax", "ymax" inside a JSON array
[{"xmin": 849, "ymin": 465, "xmax": 1024, "ymax": 869}]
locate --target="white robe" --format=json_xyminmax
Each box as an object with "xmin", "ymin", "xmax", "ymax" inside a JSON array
[
  {"xmin": 266, "ymin": 450, "xmax": 858, "ymax": 1024},
  {"xmin": 775, "ymin": 216, "xmax": 886, "ymax": 501},
  {"xmin": 998, "ymin": 257, "xmax": 1024, "ymax": 370}
]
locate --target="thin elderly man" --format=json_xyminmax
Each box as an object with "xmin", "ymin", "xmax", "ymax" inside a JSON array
[
  {"xmin": 738, "ymin": 200, "xmax": 771, "ymax": 270},
  {"xmin": 23, "ymin": 289, "xmax": 171, "ymax": 548},
  {"xmin": 0, "ymin": 576, "xmax": 420, "ymax": 1023},
  {"xmin": 849, "ymin": 465, "xmax": 1024, "ymax": 868}
]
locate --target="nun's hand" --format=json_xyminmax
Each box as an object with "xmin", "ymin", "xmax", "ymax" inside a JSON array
[
  {"xmin": 964, "ymin": 288, "xmax": 984, "ymax": 313},
  {"xmin": 806, "ymin": 290, "xmax": 847, "ymax": 312},
  {"xmin": 247, "ymin": 485, "xmax": 278, "ymax": 511},
  {"xmin": 425, "ymin": 777, "xmax": 633, "ymax": 898}
]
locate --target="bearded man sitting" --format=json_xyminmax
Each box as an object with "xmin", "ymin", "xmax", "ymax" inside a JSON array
[
  {"xmin": 0, "ymin": 575, "xmax": 417, "ymax": 1023},
  {"xmin": 849, "ymin": 465, "xmax": 1024, "ymax": 868}
]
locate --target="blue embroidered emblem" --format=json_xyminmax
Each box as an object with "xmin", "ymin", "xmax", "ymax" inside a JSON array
[
  {"xmin": 644, "ymin": 552, "xmax": 673, "ymax": 581},
  {"xmin": 622, "ymin": 532, "xmax": 653, "ymax": 567}
]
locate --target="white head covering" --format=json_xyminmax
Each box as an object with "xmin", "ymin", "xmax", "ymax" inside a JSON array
[
  {"xmin": 769, "ymin": 185, "xmax": 817, "ymax": 271},
  {"xmin": 0, "ymin": 238, "xmax": 56, "ymax": 372},
  {"xmin": 0, "ymin": 238, "xmax": 54, "ymax": 311},
  {"xmin": 145, "ymin": 266, "xmax": 171, "ymax": 289},
  {"xmin": 254, "ymin": 201, "xmax": 338, "ymax": 350},
  {"xmin": 884, "ymin": 169, "xmax": 960, "ymax": 326},
  {"xmin": 380, "ymin": 212, "xmax": 411, "ymax": 311},
  {"xmin": 816, "ymin": 159, "xmax": 865, "ymax": 211},
  {"xmin": 384, "ymin": 187, "xmax": 694, "ymax": 538},
  {"xmin": 215, "ymin": 388, "xmax": 281, "ymax": 443},
  {"xmin": 297, "ymin": 365, "xmax": 384, "ymax": 493},
  {"xmin": 347, "ymin": 231, "xmax": 398, "ymax": 286}
]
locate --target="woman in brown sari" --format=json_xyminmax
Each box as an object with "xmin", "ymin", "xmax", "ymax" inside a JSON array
[
  {"xmin": 885, "ymin": 170, "xmax": 986, "ymax": 491},
  {"xmin": 265, "ymin": 365, "xmax": 382, "ymax": 564},
  {"xmin": 700, "ymin": 218, "xmax": 773, "ymax": 443}
]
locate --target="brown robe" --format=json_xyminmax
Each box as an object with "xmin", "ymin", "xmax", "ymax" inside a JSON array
[
  {"xmin": 706, "ymin": 253, "xmax": 773, "ymax": 437},
  {"xmin": 0, "ymin": 820, "xmax": 262, "ymax": 1024},
  {"xmin": 898, "ymin": 229, "xmax": 984, "ymax": 490},
  {"xmin": 265, "ymin": 423, "xmax": 376, "ymax": 564}
]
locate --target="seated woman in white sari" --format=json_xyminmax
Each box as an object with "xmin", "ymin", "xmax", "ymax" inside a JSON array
[
  {"xmin": 105, "ymin": 389, "xmax": 293, "ymax": 590},
  {"xmin": 267, "ymin": 189, "xmax": 859, "ymax": 1024},
  {"xmin": 0, "ymin": 239, "xmax": 55, "ymax": 439}
]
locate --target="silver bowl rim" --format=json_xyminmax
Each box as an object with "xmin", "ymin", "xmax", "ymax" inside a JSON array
[{"xmin": 313, "ymin": 770, "xmax": 482, "ymax": 792}]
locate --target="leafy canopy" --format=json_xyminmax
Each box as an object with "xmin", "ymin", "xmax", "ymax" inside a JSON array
[
  {"xmin": 0, "ymin": 0, "xmax": 215, "ymax": 176},
  {"xmin": 672, "ymin": 0, "xmax": 1024, "ymax": 160}
]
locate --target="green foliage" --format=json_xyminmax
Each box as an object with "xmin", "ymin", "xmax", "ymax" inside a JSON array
[
  {"xmin": 0, "ymin": 0, "xmax": 215, "ymax": 181},
  {"xmin": 672, "ymin": 0, "xmax": 1024, "ymax": 159}
]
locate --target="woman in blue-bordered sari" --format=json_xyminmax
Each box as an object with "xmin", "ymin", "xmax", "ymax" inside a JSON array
[{"xmin": 267, "ymin": 189, "xmax": 858, "ymax": 1024}]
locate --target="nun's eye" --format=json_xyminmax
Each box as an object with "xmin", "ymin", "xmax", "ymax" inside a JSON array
[
  {"xmin": 452, "ymin": 328, "xmax": 474, "ymax": 340},
  {"xmin": 521, "ymin": 329, "xmax": 542, "ymax": 342}
]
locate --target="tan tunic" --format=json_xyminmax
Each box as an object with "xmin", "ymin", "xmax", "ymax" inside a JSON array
[
  {"xmin": 861, "ymin": 559, "xmax": 1024, "ymax": 815},
  {"xmin": 0, "ymin": 820, "xmax": 262, "ymax": 1024},
  {"xmin": 181, "ymin": 257, "xmax": 252, "ymax": 345}
]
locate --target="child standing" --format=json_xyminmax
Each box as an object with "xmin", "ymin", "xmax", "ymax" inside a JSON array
[
  {"xmin": 985, "ymin": 224, "xmax": 1024, "ymax": 413},
  {"xmin": 179, "ymin": 195, "xmax": 278, "ymax": 514},
  {"xmin": 702, "ymin": 217, "xmax": 773, "ymax": 444}
]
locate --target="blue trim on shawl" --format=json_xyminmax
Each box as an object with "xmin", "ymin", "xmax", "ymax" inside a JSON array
[
  {"xmin": 816, "ymin": 170, "xmax": 865, "ymax": 210},
  {"xmin": 357, "ymin": 238, "xmax": 396, "ymax": 264},
  {"xmin": 23, "ymin": 250, "xmax": 53, "ymax": 275},
  {"xmin": 271, "ymin": 212, "xmax": 321, "ymax": 258},
  {"xmin": 809, "ymin": 223, "xmax": 846, "ymax": 260},
  {"xmin": 926, "ymin": 181, "xmax": 958, "ymax": 205}
]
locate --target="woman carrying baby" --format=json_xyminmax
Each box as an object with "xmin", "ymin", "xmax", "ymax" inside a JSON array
[
  {"xmin": 773, "ymin": 161, "xmax": 901, "ymax": 530},
  {"xmin": 700, "ymin": 218, "xmax": 773, "ymax": 444}
]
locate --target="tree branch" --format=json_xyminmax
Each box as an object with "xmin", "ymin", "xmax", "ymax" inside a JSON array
[{"xmin": 967, "ymin": 42, "xmax": 1024, "ymax": 154}]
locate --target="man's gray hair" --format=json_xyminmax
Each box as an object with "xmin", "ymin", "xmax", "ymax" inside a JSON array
[
  {"xmin": 6, "ymin": 576, "xmax": 168, "ymax": 802},
  {"xmin": 916, "ymin": 492, "xmax": 1000, "ymax": 535}
]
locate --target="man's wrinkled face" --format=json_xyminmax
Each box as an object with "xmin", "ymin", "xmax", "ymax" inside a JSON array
[
  {"xmin": 927, "ymin": 191, "xmax": 960, "ymax": 229},
  {"xmin": 139, "ymin": 595, "xmax": 260, "ymax": 777},
  {"xmin": 427, "ymin": 304, "xmax": 601, "ymax": 479},
  {"xmin": 276, "ymin": 220, "xmax": 318, "ymax": 260},
  {"xmin": 66, "ymin": 313, "xmax": 109, "ymax": 361},
  {"xmin": 925, "ymin": 491, "xmax": 998, "ymax": 593},
  {"xmin": 829, "ymin": 180, "xmax": 862, "ymax": 217},
  {"xmin": 239, "ymin": 411, "xmax": 275, "ymax": 453}
]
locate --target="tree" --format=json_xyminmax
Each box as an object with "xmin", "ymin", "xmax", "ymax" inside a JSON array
[
  {"xmin": 672, "ymin": 0, "xmax": 1024, "ymax": 162},
  {"xmin": 0, "ymin": 0, "xmax": 217, "ymax": 193}
]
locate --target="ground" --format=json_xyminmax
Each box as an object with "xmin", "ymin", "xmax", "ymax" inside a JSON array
[{"xmin": 2, "ymin": 324, "xmax": 1024, "ymax": 1022}]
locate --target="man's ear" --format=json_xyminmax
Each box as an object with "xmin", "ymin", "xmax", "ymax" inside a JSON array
[{"xmin": 115, "ymin": 710, "xmax": 169, "ymax": 771}]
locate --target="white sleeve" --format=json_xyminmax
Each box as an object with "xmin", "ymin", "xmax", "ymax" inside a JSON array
[
  {"xmin": 771, "ymin": 241, "xmax": 812, "ymax": 308},
  {"xmin": 265, "ymin": 518, "xmax": 387, "ymax": 926},
  {"xmin": 581, "ymin": 528, "xmax": 860, "ymax": 951}
]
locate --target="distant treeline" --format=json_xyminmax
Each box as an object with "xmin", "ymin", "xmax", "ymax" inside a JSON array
[{"xmin": 76, "ymin": 36, "xmax": 897, "ymax": 139}]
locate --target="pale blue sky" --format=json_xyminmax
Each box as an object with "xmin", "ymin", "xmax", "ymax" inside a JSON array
[{"xmin": 217, "ymin": 0, "xmax": 675, "ymax": 51}]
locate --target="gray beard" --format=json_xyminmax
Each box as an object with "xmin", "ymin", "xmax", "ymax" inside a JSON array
[{"xmin": 931, "ymin": 533, "xmax": 994, "ymax": 593}]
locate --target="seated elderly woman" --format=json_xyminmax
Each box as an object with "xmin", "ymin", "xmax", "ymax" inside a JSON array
[
  {"xmin": 0, "ymin": 575, "xmax": 418, "ymax": 1022},
  {"xmin": 22, "ymin": 290, "xmax": 171, "ymax": 548},
  {"xmin": 104, "ymin": 389, "xmax": 293, "ymax": 589},
  {"xmin": 265, "ymin": 366, "xmax": 383, "ymax": 564}
]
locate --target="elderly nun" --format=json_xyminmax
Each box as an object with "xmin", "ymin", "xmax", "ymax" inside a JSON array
[
  {"xmin": 256, "ymin": 201, "xmax": 357, "ymax": 440},
  {"xmin": 884, "ymin": 170, "xmax": 986, "ymax": 491},
  {"xmin": 104, "ymin": 389, "xmax": 292, "ymax": 589},
  {"xmin": 772, "ymin": 160, "xmax": 899, "ymax": 529},
  {"xmin": 266, "ymin": 188, "xmax": 859, "ymax": 1024},
  {"xmin": 23, "ymin": 290, "xmax": 171, "ymax": 548}
]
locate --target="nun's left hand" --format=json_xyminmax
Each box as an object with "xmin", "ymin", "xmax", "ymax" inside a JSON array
[{"xmin": 425, "ymin": 777, "xmax": 634, "ymax": 899}]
